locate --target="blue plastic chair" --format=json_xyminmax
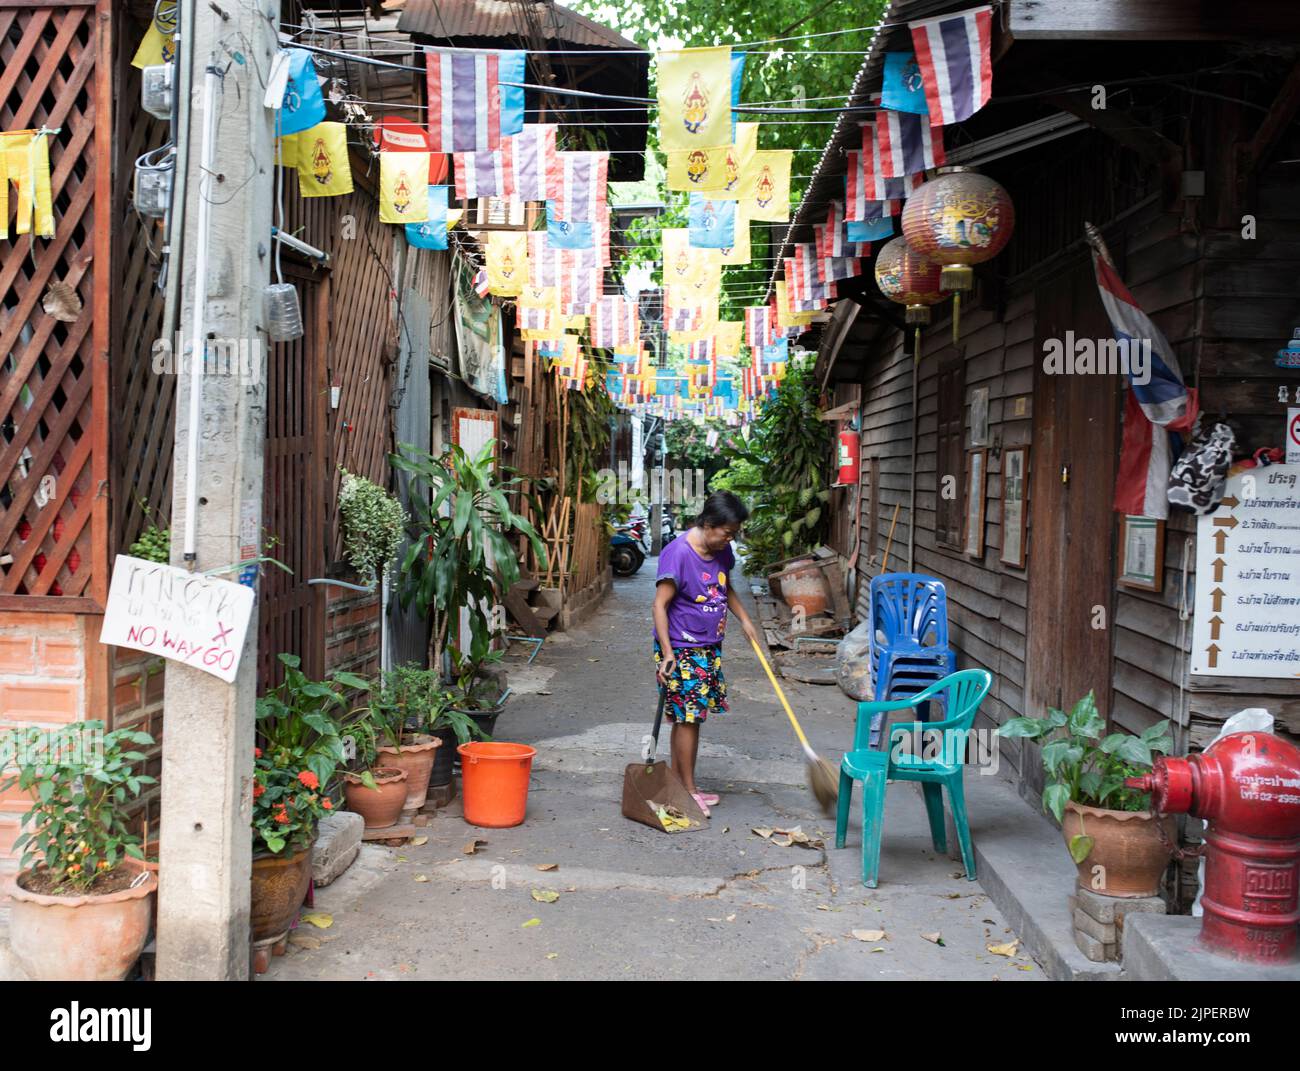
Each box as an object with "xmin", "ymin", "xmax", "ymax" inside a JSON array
[
  {"xmin": 835, "ymin": 668, "xmax": 992, "ymax": 888},
  {"xmin": 868, "ymin": 574, "xmax": 955, "ymax": 689}
]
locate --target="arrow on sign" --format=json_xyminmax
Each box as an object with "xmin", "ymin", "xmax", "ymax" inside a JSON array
[
  {"xmin": 1212, "ymin": 515, "xmax": 1239, "ymax": 529},
  {"xmin": 1221, "ymin": 496, "xmax": 1238, "ymax": 509},
  {"xmin": 1212, "ymin": 558, "xmax": 1226, "ymax": 583},
  {"xmin": 1209, "ymin": 615, "xmax": 1223, "ymax": 640},
  {"xmin": 1210, "ymin": 587, "xmax": 1226, "ymax": 612},
  {"xmin": 1214, "ymin": 529, "xmax": 1228, "ymax": 555},
  {"xmin": 1205, "ymin": 644, "xmax": 1220, "ymax": 668}
]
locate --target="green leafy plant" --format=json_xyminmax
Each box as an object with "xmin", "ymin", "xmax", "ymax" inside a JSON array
[
  {"xmin": 338, "ymin": 468, "xmax": 408, "ymax": 582},
  {"xmin": 128, "ymin": 524, "xmax": 170, "ymax": 564},
  {"xmin": 252, "ymin": 745, "xmax": 334, "ymax": 856},
  {"xmin": 996, "ymin": 692, "xmax": 1174, "ymax": 860},
  {"xmin": 713, "ymin": 356, "xmax": 831, "ymax": 570},
  {"xmin": 1, "ymin": 721, "xmax": 155, "ymax": 892},
  {"xmin": 391, "ymin": 439, "xmax": 546, "ymax": 673},
  {"xmin": 254, "ymin": 654, "xmax": 370, "ymax": 786},
  {"xmin": 446, "ymin": 648, "xmax": 506, "ymax": 713}
]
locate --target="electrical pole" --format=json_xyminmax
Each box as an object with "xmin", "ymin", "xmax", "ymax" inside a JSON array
[{"xmin": 156, "ymin": 0, "xmax": 278, "ymax": 980}]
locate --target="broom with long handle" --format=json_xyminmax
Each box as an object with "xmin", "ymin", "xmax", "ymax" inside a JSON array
[{"xmin": 748, "ymin": 634, "xmax": 839, "ymax": 814}]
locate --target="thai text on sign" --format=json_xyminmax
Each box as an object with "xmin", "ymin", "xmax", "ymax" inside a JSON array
[{"xmin": 100, "ymin": 555, "xmax": 255, "ymax": 683}]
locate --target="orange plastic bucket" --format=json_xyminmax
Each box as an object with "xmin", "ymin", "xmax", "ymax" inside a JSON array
[{"xmin": 458, "ymin": 742, "xmax": 537, "ymax": 827}]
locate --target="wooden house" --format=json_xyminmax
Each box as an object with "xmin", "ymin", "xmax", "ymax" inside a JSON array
[{"xmin": 795, "ymin": 0, "xmax": 1300, "ymax": 848}]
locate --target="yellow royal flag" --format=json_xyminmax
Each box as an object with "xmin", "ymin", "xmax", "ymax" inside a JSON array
[
  {"xmin": 296, "ymin": 123, "xmax": 353, "ymax": 198},
  {"xmin": 276, "ymin": 134, "xmax": 299, "ymax": 169},
  {"xmin": 716, "ymin": 321, "xmax": 744, "ymax": 357},
  {"xmin": 0, "ymin": 130, "xmax": 54, "ymax": 239},
  {"xmin": 657, "ymin": 47, "xmax": 733, "ymax": 153},
  {"xmin": 718, "ymin": 202, "xmax": 751, "ymax": 265},
  {"xmin": 666, "ymin": 295, "xmax": 720, "ymax": 327},
  {"xmin": 662, "ymin": 228, "xmax": 721, "ymax": 291},
  {"xmin": 563, "ymin": 315, "xmax": 587, "ymax": 332},
  {"xmin": 776, "ymin": 279, "xmax": 816, "ymax": 327},
  {"xmin": 670, "ymin": 326, "xmax": 713, "ymax": 344},
  {"xmin": 743, "ymin": 149, "xmax": 793, "ymax": 223},
  {"xmin": 131, "ymin": 19, "xmax": 176, "ymax": 69},
  {"xmin": 665, "ymin": 121, "xmax": 758, "ymax": 196},
  {"xmin": 486, "ymin": 231, "xmax": 528, "ymax": 295},
  {"xmin": 519, "ymin": 284, "xmax": 562, "ymax": 314},
  {"xmin": 379, "ymin": 152, "xmax": 429, "ymax": 224}
]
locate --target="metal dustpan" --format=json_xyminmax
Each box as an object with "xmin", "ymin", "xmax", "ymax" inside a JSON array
[{"xmin": 621, "ymin": 690, "xmax": 707, "ymax": 833}]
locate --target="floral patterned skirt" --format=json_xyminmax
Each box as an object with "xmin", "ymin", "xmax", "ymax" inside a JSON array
[{"xmin": 653, "ymin": 640, "xmax": 728, "ymax": 724}]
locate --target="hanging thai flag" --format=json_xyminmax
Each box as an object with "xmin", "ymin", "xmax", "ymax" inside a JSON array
[
  {"xmin": 425, "ymin": 49, "xmax": 523, "ymax": 153},
  {"xmin": 846, "ymin": 149, "xmax": 916, "ymax": 221},
  {"xmin": 817, "ymin": 255, "xmax": 863, "ymax": 286},
  {"xmin": 908, "ymin": 5, "xmax": 993, "ymax": 128},
  {"xmin": 1090, "ymin": 241, "xmax": 1198, "ymax": 519},
  {"xmin": 473, "ymin": 268, "xmax": 491, "ymax": 298},
  {"xmin": 502, "ymin": 124, "xmax": 559, "ymax": 202},
  {"xmin": 668, "ymin": 305, "xmax": 705, "ymax": 333},
  {"xmin": 686, "ymin": 338, "xmax": 714, "ymax": 366},
  {"xmin": 591, "ymin": 296, "xmax": 638, "ymax": 349},
  {"xmin": 553, "ymin": 151, "xmax": 609, "ymax": 222},
  {"xmin": 875, "ymin": 110, "xmax": 946, "ymax": 178},
  {"xmin": 519, "ymin": 305, "xmax": 558, "ymax": 334},
  {"xmin": 559, "ymin": 264, "xmax": 601, "ymax": 311},
  {"xmin": 744, "ymin": 305, "xmax": 774, "ymax": 350},
  {"xmin": 453, "ymin": 150, "xmax": 506, "ymax": 200}
]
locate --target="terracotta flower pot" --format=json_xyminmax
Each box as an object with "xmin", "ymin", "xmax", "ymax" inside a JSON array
[
  {"xmin": 7, "ymin": 858, "xmax": 156, "ymax": 981},
  {"xmin": 778, "ymin": 564, "xmax": 830, "ymax": 617},
  {"xmin": 377, "ymin": 734, "xmax": 442, "ymax": 810},
  {"xmin": 343, "ymin": 767, "xmax": 409, "ymax": 829},
  {"xmin": 1061, "ymin": 800, "xmax": 1176, "ymax": 898},
  {"xmin": 250, "ymin": 843, "xmax": 314, "ymax": 944}
]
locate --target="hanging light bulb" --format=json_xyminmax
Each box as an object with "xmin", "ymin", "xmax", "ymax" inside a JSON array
[
  {"xmin": 874, "ymin": 237, "xmax": 950, "ymax": 362},
  {"xmin": 900, "ymin": 167, "xmax": 1015, "ymax": 343}
]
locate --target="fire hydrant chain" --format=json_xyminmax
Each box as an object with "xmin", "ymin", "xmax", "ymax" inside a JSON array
[{"xmin": 1152, "ymin": 810, "xmax": 1205, "ymax": 861}]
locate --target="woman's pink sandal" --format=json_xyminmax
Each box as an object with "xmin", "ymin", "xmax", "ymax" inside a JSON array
[
  {"xmin": 694, "ymin": 791, "xmax": 721, "ymax": 806},
  {"xmin": 691, "ymin": 792, "xmax": 713, "ymax": 817}
]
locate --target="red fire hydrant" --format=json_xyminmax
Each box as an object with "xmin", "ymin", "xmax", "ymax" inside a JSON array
[{"xmin": 1126, "ymin": 731, "xmax": 1300, "ymax": 964}]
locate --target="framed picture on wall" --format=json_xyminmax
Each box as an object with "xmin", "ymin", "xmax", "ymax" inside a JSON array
[
  {"xmin": 1118, "ymin": 515, "xmax": 1165, "ymax": 592},
  {"xmin": 1001, "ymin": 446, "xmax": 1029, "ymax": 568},
  {"xmin": 963, "ymin": 449, "xmax": 987, "ymax": 558},
  {"xmin": 969, "ymin": 386, "xmax": 990, "ymax": 447}
]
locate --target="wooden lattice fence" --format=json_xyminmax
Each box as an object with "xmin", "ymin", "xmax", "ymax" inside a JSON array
[{"xmin": 0, "ymin": 0, "xmax": 110, "ymax": 608}]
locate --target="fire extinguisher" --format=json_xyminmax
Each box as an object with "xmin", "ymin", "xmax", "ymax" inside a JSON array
[{"xmin": 836, "ymin": 427, "xmax": 859, "ymax": 487}]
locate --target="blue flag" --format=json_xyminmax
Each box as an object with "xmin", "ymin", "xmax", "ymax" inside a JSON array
[
  {"xmin": 546, "ymin": 201, "xmax": 594, "ymax": 249},
  {"xmin": 731, "ymin": 52, "xmax": 747, "ymax": 137},
  {"xmin": 612, "ymin": 351, "xmax": 639, "ymax": 365},
  {"xmin": 846, "ymin": 216, "xmax": 894, "ymax": 243},
  {"xmin": 499, "ymin": 50, "xmax": 527, "ymax": 139},
  {"xmin": 688, "ymin": 195, "xmax": 736, "ymax": 250},
  {"xmin": 881, "ymin": 52, "xmax": 929, "ymax": 115},
  {"xmin": 279, "ymin": 50, "xmax": 326, "ymax": 135},
  {"xmin": 406, "ymin": 186, "xmax": 450, "ymax": 250},
  {"xmin": 606, "ymin": 371, "xmax": 624, "ymax": 395}
]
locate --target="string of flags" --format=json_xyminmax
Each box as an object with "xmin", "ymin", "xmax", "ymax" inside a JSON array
[{"xmin": 116, "ymin": 3, "xmax": 996, "ymax": 420}]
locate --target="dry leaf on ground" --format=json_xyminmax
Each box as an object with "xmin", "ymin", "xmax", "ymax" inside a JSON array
[
  {"xmin": 413, "ymin": 875, "xmax": 430, "ymax": 883},
  {"xmin": 531, "ymin": 889, "xmax": 560, "ymax": 903},
  {"xmin": 463, "ymin": 839, "xmax": 488, "ymax": 855},
  {"xmin": 411, "ymin": 836, "xmax": 429, "ymax": 846},
  {"xmin": 987, "ymin": 939, "xmax": 1019, "ymax": 957},
  {"xmin": 851, "ymin": 929, "xmax": 886, "ymax": 942},
  {"xmin": 300, "ymin": 912, "xmax": 333, "ymax": 929},
  {"xmin": 920, "ymin": 931, "xmax": 945, "ymax": 946},
  {"xmin": 535, "ymin": 863, "xmax": 559, "ymax": 872},
  {"xmin": 522, "ymin": 918, "xmax": 541, "ymax": 928}
]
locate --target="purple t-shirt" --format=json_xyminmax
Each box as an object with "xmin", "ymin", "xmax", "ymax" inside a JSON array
[{"xmin": 656, "ymin": 533, "xmax": 736, "ymax": 648}]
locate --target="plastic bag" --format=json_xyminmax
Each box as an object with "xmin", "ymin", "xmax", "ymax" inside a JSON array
[{"xmin": 836, "ymin": 619, "xmax": 874, "ymax": 701}]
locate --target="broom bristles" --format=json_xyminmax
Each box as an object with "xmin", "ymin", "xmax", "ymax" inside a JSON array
[{"xmin": 807, "ymin": 754, "xmax": 839, "ymax": 816}]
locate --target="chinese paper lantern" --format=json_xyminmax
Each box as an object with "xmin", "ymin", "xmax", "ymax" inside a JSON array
[
  {"xmin": 900, "ymin": 166, "xmax": 1014, "ymax": 341},
  {"xmin": 874, "ymin": 237, "xmax": 949, "ymax": 362}
]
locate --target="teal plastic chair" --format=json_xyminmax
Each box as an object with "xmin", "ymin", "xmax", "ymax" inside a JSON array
[{"xmin": 835, "ymin": 669, "xmax": 992, "ymax": 888}]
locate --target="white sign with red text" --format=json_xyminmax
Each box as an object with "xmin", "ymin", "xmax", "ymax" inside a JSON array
[{"xmin": 100, "ymin": 555, "xmax": 254, "ymax": 683}]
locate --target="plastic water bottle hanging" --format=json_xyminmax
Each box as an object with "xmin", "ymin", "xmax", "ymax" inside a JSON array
[{"xmin": 263, "ymin": 282, "xmax": 303, "ymax": 341}]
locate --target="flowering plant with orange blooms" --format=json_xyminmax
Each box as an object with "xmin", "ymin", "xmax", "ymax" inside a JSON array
[
  {"xmin": 0, "ymin": 720, "xmax": 155, "ymax": 893},
  {"xmin": 252, "ymin": 745, "xmax": 334, "ymax": 856}
]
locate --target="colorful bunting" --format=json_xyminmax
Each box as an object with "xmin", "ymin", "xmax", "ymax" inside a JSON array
[
  {"xmin": 424, "ymin": 48, "xmax": 523, "ymax": 153},
  {"xmin": 553, "ymin": 151, "xmax": 609, "ymax": 221},
  {"xmin": 875, "ymin": 110, "xmax": 946, "ymax": 178},
  {"xmin": 379, "ymin": 153, "xmax": 430, "ymax": 223},
  {"xmin": 453, "ymin": 150, "xmax": 505, "ymax": 200},
  {"xmin": 688, "ymin": 195, "xmax": 736, "ymax": 249},
  {"xmin": 277, "ymin": 50, "xmax": 326, "ymax": 136},
  {"xmin": 743, "ymin": 150, "xmax": 793, "ymax": 222},
  {"xmin": 486, "ymin": 230, "xmax": 528, "ymax": 295}
]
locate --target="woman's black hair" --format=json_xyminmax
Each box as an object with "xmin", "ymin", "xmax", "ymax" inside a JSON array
[{"xmin": 697, "ymin": 490, "xmax": 749, "ymax": 528}]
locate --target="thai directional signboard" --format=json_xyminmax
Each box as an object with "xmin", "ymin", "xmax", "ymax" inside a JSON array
[{"xmin": 1191, "ymin": 463, "xmax": 1300, "ymax": 677}]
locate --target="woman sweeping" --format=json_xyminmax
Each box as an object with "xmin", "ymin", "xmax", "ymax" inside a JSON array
[{"xmin": 652, "ymin": 490, "xmax": 760, "ymax": 817}]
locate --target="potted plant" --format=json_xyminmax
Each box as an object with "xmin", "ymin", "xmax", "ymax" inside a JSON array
[
  {"xmin": 250, "ymin": 743, "xmax": 335, "ymax": 960},
  {"xmin": 359, "ymin": 667, "xmax": 442, "ymax": 812},
  {"xmin": 391, "ymin": 438, "xmax": 546, "ymax": 674},
  {"xmin": 996, "ymin": 692, "xmax": 1176, "ymax": 897},
  {"xmin": 446, "ymin": 647, "xmax": 509, "ymax": 740},
  {"xmin": 337, "ymin": 712, "xmax": 409, "ymax": 830},
  {"xmin": 337, "ymin": 467, "xmax": 408, "ymax": 584},
  {"xmin": 252, "ymin": 653, "xmax": 368, "ymax": 950},
  {"xmin": 1, "ymin": 721, "xmax": 158, "ymax": 981}
]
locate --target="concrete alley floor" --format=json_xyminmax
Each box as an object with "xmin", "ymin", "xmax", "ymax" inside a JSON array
[{"xmin": 264, "ymin": 560, "xmax": 1043, "ymax": 981}]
